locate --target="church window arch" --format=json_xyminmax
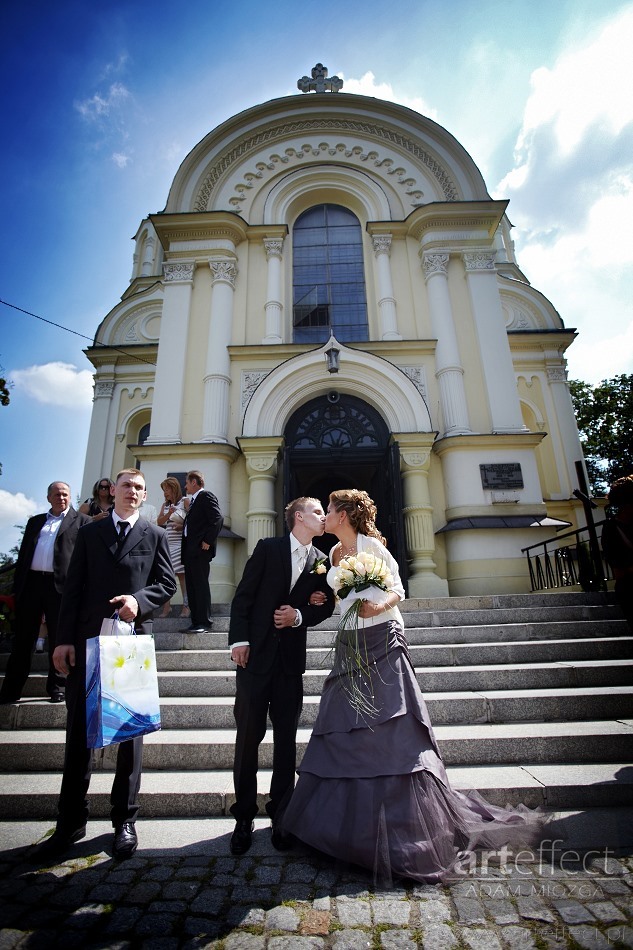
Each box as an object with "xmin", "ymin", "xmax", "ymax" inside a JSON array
[{"xmin": 292, "ymin": 204, "xmax": 369, "ymax": 344}]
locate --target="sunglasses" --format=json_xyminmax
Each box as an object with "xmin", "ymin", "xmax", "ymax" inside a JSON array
[{"xmin": 99, "ymin": 484, "xmax": 111, "ymax": 490}]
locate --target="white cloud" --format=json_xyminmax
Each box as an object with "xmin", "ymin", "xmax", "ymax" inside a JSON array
[
  {"xmin": 11, "ymin": 362, "xmax": 93, "ymax": 409},
  {"xmin": 494, "ymin": 6, "xmax": 633, "ymax": 385},
  {"xmin": 75, "ymin": 82, "xmax": 130, "ymax": 121},
  {"xmin": 0, "ymin": 490, "xmax": 38, "ymax": 554},
  {"xmin": 112, "ymin": 151, "xmax": 131, "ymax": 168},
  {"xmin": 341, "ymin": 71, "xmax": 438, "ymax": 122}
]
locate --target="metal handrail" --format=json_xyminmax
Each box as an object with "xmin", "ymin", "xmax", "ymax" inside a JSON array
[{"xmin": 521, "ymin": 520, "xmax": 611, "ymax": 592}]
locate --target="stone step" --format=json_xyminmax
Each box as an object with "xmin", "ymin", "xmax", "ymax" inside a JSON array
[
  {"xmin": 2, "ymin": 686, "xmax": 632, "ymax": 731},
  {"xmin": 151, "ymin": 618, "xmax": 630, "ymax": 651},
  {"xmin": 0, "ymin": 760, "xmax": 629, "ymax": 821},
  {"xmin": 2, "ymin": 720, "xmax": 631, "ymax": 772}
]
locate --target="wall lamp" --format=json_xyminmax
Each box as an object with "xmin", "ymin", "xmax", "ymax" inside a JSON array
[{"xmin": 324, "ymin": 339, "xmax": 340, "ymax": 373}]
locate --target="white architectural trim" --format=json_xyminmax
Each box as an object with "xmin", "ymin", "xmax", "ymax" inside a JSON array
[
  {"xmin": 242, "ymin": 340, "xmax": 431, "ymax": 437},
  {"xmin": 263, "ymin": 164, "xmax": 392, "ymax": 224}
]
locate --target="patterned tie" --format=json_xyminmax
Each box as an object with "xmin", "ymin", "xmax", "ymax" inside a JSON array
[
  {"xmin": 116, "ymin": 521, "xmax": 129, "ymax": 549},
  {"xmin": 291, "ymin": 545, "xmax": 307, "ymax": 589}
]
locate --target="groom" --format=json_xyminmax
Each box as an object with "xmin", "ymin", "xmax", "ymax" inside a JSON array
[{"xmin": 228, "ymin": 497, "xmax": 335, "ymax": 854}]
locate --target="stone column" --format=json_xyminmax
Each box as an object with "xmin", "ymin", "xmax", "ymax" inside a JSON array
[
  {"xmin": 397, "ymin": 433, "xmax": 449, "ymax": 597},
  {"xmin": 141, "ymin": 235, "xmax": 156, "ymax": 276},
  {"xmin": 422, "ymin": 252, "xmax": 471, "ymax": 435},
  {"xmin": 545, "ymin": 363, "xmax": 583, "ymax": 496},
  {"xmin": 239, "ymin": 437, "xmax": 283, "ymax": 552},
  {"xmin": 202, "ymin": 260, "xmax": 237, "ymax": 443},
  {"xmin": 82, "ymin": 373, "xmax": 115, "ymax": 496},
  {"xmin": 263, "ymin": 238, "xmax": 284, "ymax": 344},
  {"xmin": 372, "ymin": 235, "xmax": 402, "ymax": 340},
  {"xmin": 462, "ymin": 251, "xmax": 524, "ymax": 432},
  {"xmin": 145, "ymin": 261, "xmax": 194, "ymax": 444}
]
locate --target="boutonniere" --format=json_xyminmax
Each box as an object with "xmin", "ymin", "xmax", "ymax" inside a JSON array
[{"xmin": 311, "ymin": 557, "xmax": 328, "ymax": 575}]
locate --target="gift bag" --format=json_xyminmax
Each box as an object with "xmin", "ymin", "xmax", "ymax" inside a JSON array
[
  {"xmin": 86, "ymin": 630, "xmax": 161, "ymax": 749},
  {"xmin": 99, "ymin": 613, "xmax": 135, "ymax": 638}
]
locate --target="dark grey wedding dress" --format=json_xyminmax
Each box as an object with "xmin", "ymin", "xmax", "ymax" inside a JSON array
[{"xmin": 282, "ymin": 552, "xmax": 542, "ymax": 884}]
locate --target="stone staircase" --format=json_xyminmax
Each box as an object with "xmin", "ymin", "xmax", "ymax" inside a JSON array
[{"xmin": 1, "ymin": 591, "xmax": 632, "ymax": 820}]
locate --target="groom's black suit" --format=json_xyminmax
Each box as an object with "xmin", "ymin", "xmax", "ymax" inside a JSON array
[
  {"xmin": 228, "ymin": 534, "xmax": 335, "ymax": 822},
  {"xmin": 54, "ymin": 514, "xmax": 176, "ymax": 832}
]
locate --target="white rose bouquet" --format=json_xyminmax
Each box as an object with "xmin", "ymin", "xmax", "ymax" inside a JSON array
[{"xmin": 330, "ymin": 551, "xmax": 394, "ymax": 718}]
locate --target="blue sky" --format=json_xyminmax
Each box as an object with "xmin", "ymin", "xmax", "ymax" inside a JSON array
[{"xmin": 1, "ymin": 0, "xmax": 632, "ymax": 553}]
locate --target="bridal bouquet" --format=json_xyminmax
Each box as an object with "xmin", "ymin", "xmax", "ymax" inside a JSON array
[{"xmin": 331, "ymin": 551, "xmax": 394, "ymax": 718}]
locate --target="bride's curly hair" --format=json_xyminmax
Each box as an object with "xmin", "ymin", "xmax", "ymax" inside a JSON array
[{"xmin": 329, "ymin": 489, "xmax": 386, "ymax": 545}]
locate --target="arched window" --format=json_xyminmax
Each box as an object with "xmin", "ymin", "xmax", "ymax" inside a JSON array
[{"xmin": 293, "ymin": 204, "xmax": 368, "ymax": 343}]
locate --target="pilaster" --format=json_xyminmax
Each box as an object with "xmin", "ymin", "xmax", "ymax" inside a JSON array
[
  {"xmin": 396, "ymin": 432, "xmax": 449, "ymax": 596},
  {"xmin": 239, "ymin": 436, "xmax": 283, "ymax": 551},
  {"xmin": 202, "ymin": 260, "xmax": 237, "ymax": 442},
  {"xmin": 421, "ymin": 251, "xmax": 470, "ymax": 436},
  {"xmin": 145, "ymin": 261, "xmax": 194, "ymax": 444},
  {"xmin": 263, "ymin": 238, "xmax": 284, "ymax": 344},
  {"xmin": 372, "ymin": 235, "xmax": 402, "ymax": 341}
]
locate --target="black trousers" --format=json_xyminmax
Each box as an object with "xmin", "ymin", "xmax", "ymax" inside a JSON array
[
  {"xmin": 231, "ymin": 663, "xmax": 303, "ymax": 823},
  {"xmin": 57, "ymin": 657, "xmax": 143, "ymax": 831},
  {"xmin": 0, "ymin": 572, "xmax": 66, "ymax": 701},
  {"xmin": 183, "ymin": 554, "xmax": 212, "ymax": 627}
]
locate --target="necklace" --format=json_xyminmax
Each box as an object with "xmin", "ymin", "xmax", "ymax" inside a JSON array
[{"xmin": 340, "ymin": 539, "xmax": 357, "ymax": 558}]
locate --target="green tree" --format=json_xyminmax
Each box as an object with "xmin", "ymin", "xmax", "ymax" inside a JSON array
[{"xmin": 569, "ymin": 374, "xmax": 633, "ymax": 495}]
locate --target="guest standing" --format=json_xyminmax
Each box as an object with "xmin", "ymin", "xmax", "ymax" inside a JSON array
[
  {"xmin": 35, "ymin": 469, "xmax": 176, "ymax": 861},
  {"xmin": 156, "ymin": 476, "xmax": 189, "ymax": 618},
  {"xmin": 180, "ymin": 470, "xmax": 223, "ymax": 634},
  {"xmin": 0, "ymin": 482, "xmax": 89, "ymax": 705}
]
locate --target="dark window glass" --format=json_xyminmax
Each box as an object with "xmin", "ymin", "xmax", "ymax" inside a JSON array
[{"xmin": 292, "ymin": 204, "xmax": 368, "ymax": 343}]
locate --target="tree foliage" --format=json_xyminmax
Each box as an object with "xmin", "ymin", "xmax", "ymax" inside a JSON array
[{"xmin": 569, "ymin": 374, "xmax": 633, "ymax": 495}]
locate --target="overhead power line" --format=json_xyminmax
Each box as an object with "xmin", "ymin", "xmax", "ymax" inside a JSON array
[{"xmin": 0, "ymin": 298, "xmax": 158, "ymax": 367}]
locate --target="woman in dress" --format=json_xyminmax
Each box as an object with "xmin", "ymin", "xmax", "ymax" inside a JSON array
[
  {"xmin": 156, "ymin": 477, "xmax": 189, "ymax": 619},
  {"xmin": 282, "ymin": 488, "xmax": 542, "ymax": 884},
  {"xmin": 79, "ymin": 478, "xmax": 114, "ymax": 520}
]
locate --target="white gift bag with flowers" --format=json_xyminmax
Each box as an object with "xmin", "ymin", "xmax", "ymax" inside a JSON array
[{"xmin": 86, "ymin": 624, "xmax": 161, "ymax": 748}]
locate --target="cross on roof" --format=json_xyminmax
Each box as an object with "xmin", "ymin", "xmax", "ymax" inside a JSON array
[{"xmin": 297, "ymin": 63, "xmax": 343, "ymax": 94}]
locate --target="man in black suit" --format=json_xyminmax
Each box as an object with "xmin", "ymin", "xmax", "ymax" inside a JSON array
[
  {"xmin": 0, "ymin": 482, "xmax": 90, "ymax": 705},
  {"xmin": 36, "ymin": 468, "xmax": 176, "ymax": 861},
  {"xmin": 181, "ymin": 470, "xmax": 223, "ymax": 633},
  {"xmin": 228, "ymin": 497, "xmax": 335, "ymax": 855}
]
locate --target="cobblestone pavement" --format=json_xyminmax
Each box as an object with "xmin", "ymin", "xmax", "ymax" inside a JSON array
[{"xmin": 1, "ymin": 822, "xmax": 632, "ymax": 950}]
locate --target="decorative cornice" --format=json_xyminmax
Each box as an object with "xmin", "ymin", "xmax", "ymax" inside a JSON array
[
  {"xmin": 546, "ymin": 366, "xmax": 568, "ymax": 383},
  {"xmin": 94, "ymin": 381, "xmax": 115, "ymax": 399},
  {"xmin": 194, "ymin": 119, "xmax": 459, "ymax": 211}
]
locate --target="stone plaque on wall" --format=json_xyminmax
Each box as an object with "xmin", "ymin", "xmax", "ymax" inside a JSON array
[{"xmin": 480, "ymin": 463, "xmax": 524, "ymax": 490}]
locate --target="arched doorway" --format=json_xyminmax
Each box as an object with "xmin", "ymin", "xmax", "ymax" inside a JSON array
[{"xmin": 283, "ymin": 392, "xmax": 407, "ymax": 587}]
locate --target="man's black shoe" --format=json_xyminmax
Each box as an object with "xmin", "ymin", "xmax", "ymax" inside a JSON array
[
  {"xmin": 184, "ymin": 624, "xmax": 213, "ymax": 633},
  {"xmin": 271, "ymin": 824, "xmax": 294, "ymax": 852},
  {"xmin": 0, "ymin": 696, "xmax": 20, "ymax": 706},
  {"xmin": 49, "ymin": 692, "xmax": 65, "ymax": 704},
  {"xmin": 33, "ymin": 825, "xmax": 86, "ymax": 861},
  {"xmin": 230, "ymin": 819, "xmax": 254, "ymax": 855},
  {"xmin": 113, "ymin": 821, "xmax": 138, "ymax": 859}
]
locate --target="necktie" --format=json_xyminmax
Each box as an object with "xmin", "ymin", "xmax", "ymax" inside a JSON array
[{"xmin": 116, "ymin": 521, "xmax": 129, "ymax": 548}]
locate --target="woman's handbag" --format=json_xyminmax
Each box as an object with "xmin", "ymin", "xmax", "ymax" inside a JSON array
[{"xmin": 86, "ymin": 615, "xmax": 161, "ymax": 748}]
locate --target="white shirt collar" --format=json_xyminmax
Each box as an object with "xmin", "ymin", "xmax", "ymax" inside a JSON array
[{"xmin": 112, "ymin": 510, "xmax": 140, "ymax": 530}]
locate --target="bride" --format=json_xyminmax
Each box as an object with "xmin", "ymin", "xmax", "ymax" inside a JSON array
[{"xmin": 281, "ymin": 488, "xmax": 542, "ymax": 884}]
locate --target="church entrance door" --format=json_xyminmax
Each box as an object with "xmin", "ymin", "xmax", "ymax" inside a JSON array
[{"xmin": 283, "ymin": 393, "xmax": 408, "ymax": 589}]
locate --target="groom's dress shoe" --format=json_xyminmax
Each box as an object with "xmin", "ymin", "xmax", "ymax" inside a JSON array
[
  {"xmin": 113, "ymin": 822, "xmax": 138, "ymax": 859},
  {"xmin": 33, "ymin": 825, "xmax": 86, "ymax": 861},
  {"xmin": 230, "ymin": 819, "xmax": 254, "ymax": 855},
  {"xmin": 271, "ymin": 823, "xmax": 294, "ymax": 852}
]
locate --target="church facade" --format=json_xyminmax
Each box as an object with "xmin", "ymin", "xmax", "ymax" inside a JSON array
[{"xmin": 82, "ymin": 65, "xmax": 586, "ymax": 601}]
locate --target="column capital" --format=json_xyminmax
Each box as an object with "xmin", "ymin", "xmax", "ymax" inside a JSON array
[
  {"xmin": 462, "ymin": 250, "xmax": 496, "ymax": 272},
  {"xmin": 372, "ymin": 234, "xmax": 392, "ymax": 257},
  {"xmin": 93, "ymin": 380, "xmax": 115, "ymax": 400},
  {"xmin": 210, "ymin": 260, "xmax": 238, "ymax": 288},
  {"xmin": 422, "ymin": 251, "xmax": 449, "ymax": 281},
  {"xmin": 546, "ymin": 365, "xmax": 568, "ymax": 383},
  {"xmin": 264, "ymin": 238, "xmax": 284, "ymax": 260},
  {"xmin": 163, "ymin": 261, "xmax": 195, "ymax": 282}
]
